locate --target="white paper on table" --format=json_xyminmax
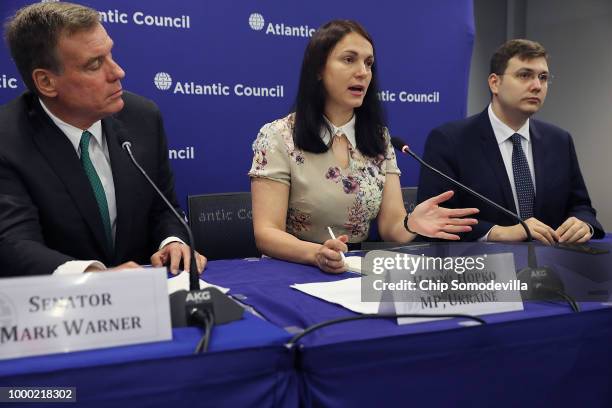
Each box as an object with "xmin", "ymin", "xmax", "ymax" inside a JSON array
[
  {"xmin": 291, "ymin": 277, "xmax": 379, "ymax": 314},
  {"xmin": 344, "ymin": 256, "xmax": 363, "ymax": 274},
  {"xmin": 167, "ymin": 271, "xmax": 229, "ymax": 294},
  {"xmin": 292, "ymin": 252, "xmax": 525, "ymax": 325}
]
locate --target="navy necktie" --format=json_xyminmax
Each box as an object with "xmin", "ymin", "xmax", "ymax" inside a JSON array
[{"xmin": 510, "ymin": 133, "xmax": 534, "ymax": 219}]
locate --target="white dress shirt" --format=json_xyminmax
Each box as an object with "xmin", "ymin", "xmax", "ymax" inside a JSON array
[
  {"xmin": 40, "ymin": 100, "xmax": 181, "ymax": 274},
  {"xmin": 480, "ymin": 104, "xmax": 535, "ymax": 241},
  {"xmin": 487, "ymin": 103, "xmax": 536, "ymax": 216},
  {"xmin": 40, "ymin": 101, "xmax": 118, "ymax": 238},
  {"xmin": 484, "ymin": 104, "xmax": 592, "ymax": 239}
]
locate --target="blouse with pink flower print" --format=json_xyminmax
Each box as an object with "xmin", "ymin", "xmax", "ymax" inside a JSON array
[{"xmin": 249, "ymin": 113, "xmax": 401, "ymax": 244}]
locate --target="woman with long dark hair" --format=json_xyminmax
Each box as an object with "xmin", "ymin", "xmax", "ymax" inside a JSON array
[{"xmin": 249, "ymin": 20, "xmax": 478, "ymax": 273}]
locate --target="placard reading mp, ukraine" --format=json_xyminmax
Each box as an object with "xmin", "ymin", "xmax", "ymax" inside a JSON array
[
  {"xmin": 0, "ymin": 268, "xmax": 171, "ymax": 360},
  {"xmin": 363, "ymin": 251, "xmax": 524, "ymax": 325}
]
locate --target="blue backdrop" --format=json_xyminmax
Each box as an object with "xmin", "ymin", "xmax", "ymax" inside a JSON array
[{"xmin": 0, "ymin": 0, "xmax": 474, "ymax": 209}]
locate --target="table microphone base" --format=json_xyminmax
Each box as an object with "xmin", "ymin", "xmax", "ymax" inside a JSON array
[
  {"xmin": 517, "ymin": 265, "xmax": 564, "ymax": 301},
  {"xmin": 170, "ymin": 287, "xmax": 244, "ymax": 328}
]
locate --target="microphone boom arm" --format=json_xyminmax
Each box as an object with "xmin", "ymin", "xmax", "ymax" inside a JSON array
[
  {"xmin": 404, "ymin": 147, "xmax": 534, "ymax": 243},
  {"xmin": 122, "ymin": 141, "xmax": 200, "ymax": 291}
]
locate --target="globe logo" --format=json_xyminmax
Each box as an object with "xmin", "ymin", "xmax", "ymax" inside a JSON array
[
  {"xmin": 248, "ymin": 13, "xmax": 265, "ymax": 31},
  {"xmin": 154, "ymin": 72, "xmax": 173, "ymax": 91}
]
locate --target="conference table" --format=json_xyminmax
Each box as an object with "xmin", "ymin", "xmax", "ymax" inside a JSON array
[
  {"xmin": 203, "ymin": 240, "xmax": 612, "ymax": 407},
  {"xmin": 0, "ymin": 312, "xmax": 296, "ymax": 407},
  {"xmin": 1, "ymin": 240, "xmax": 611, "ymax": 407}
]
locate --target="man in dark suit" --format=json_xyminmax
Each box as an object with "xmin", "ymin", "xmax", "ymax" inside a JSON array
[
  {"xmin": 417, "ymin": 39, "xmax": 603, "ymax": 244},
  {"xmin": 0, "ymin": 2, "xmax": 206, "ymax": 276}
]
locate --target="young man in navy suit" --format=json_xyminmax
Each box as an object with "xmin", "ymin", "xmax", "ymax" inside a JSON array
[
  {"xmin": 417, "ymin": 39, "xmax": 603, "ymax": 244},
  {"xmin": 0, "ymin": 2, "xmax": 206, "ymax": 276}
]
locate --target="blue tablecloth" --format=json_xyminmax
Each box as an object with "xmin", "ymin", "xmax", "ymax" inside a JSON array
[
  {"xmin": 203, "ymin": 241, "xmax": 612, "ymax": 407},
  {"xmin": 3, "ymin": 238, "xmax": 611, "ymax": 407},
  {"xmin": 0, "ymin": 312, "xmax": 296, "ymax": 408}
]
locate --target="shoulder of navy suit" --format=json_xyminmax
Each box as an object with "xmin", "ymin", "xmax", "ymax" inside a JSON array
[
  {"xmin": 114, "ymin": 90, "xmax": 162, "ymax": 119},
  {"xmin": 430, "ymin": 109, "xmax": 488, "ymax": 135},
  {"xmin": 0, "ymin": 92, "xmax": 53, "ymax": 155},
  {"xmin": 106, "ymin": 91, "xmax": 164, "ymax": 145},
  {"xmin": 0, "ymin": 91, "xmax": 37, "ymax": 128},
  {"xmin": 529, "ymin": 117, "xmax": 572, "ymax": 140}
]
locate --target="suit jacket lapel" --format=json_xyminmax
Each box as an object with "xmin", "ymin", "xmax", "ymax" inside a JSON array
[
  {"xmin": 530, "ymin": 122, "xmax": 545, "ymax": 217},
  {"xmin": 28, "ymin": 97, "xmax": 112, "ymax": 260},
  {"xmin": 476, "ymin": 110, "xmax": 517, "ymax": 213},
  {"xmin": 104, "ymin": 116, "xmax": 136, "ymax": 264}
]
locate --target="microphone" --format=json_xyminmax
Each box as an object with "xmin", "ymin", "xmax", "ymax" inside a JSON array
[
  {"xmin": 119, "ymin": 138, "xmax": 244, "ymax": 339},
  {"xmin": 390, "ymin": 137, "xmax": 577, "ymax": 311},
  {"xmin": 390, "ymin": 137, "xmax": 533, "ymax": 243},
  {"xmin": 121, "ymin": 140, "xmax": 199, "ymax": 290}
]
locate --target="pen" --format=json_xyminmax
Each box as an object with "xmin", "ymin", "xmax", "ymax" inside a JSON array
[{"xmin": 327, "ymin": 226, "xmax": 346, "ymax": 263}]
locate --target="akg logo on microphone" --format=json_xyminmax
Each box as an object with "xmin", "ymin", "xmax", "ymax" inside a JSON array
[
  {"xmin": 248, "ymin": 13, "xmax": 265, "ymax": 31},
  {"xmin": 186, "ymin": 291, "xmax": 211, "ymax": 302},
  {"xmin": 154, "ymin": 72, "xmax": 173, "ymax": 91},
  {"xmin": 530, "ymin": 269, "xmax": 548, "ymax": 279}
]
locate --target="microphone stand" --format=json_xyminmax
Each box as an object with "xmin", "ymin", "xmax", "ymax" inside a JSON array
[
  {"xmin": 392, "ymin": 139, "xmax": 578, "ymax": 311},
  {"xmin": 121, "ymin": 141, "xmax": 244, "ymax": 351},
  {"xmin": 399, "ymin": 144, "xmax": 534, "ymax": 247},
  {"xmin": 122, "ymin": 141, "xmax": 199, "ymax": 290}
]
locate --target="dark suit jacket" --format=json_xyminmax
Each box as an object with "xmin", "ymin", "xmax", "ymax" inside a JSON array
[
  {"xmin": 416, "ymin": 109, "xmax": 604, "ymax": 241},
  {"xmin": 0, "ymin": 92, "xmax": 187, "ymax": 276}
]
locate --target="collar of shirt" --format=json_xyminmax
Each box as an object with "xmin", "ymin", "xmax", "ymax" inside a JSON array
[
  {"xmin": 487, "ymin": 103, "xmax": 530, "ymax": 145},
  {"xmin": 320, "ymin": 114, "xmax": 357, "ymax": 147},
  {"xmin": 39, "ymin": 98, "xmax": 104, "ymax": 156}
]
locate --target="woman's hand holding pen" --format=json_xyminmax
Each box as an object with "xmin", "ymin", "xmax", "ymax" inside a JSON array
[{"xmin": 315, "ymin": 233, "xmax": 348, "ymax": 273}]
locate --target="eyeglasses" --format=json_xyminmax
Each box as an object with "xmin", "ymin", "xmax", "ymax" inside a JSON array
[{"xmin": 499, "ymin": 70, "xmax": 553, "ymax": 85}]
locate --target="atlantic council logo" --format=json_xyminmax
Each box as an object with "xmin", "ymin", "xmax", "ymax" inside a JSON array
[
  {"xmin": 99, "ymin": 9, "xmax": 191, "ymax": 29},
  {"xmin": 248, "ymin": 12, "xmax": 315, "ymax": 37},
  {"xmin": 0, "ymin": 74, "xmax": 19, "ymax": 90},
  {"xmin": 169, "ymin": 146, "xmax": 196, "ymax": 160},
  {"xmin": 152, "ymin": 72, "xmax": 284, "ymax": 98},
  {"xmin": 377, "ymin": 89, "xmax": 441, "ymax": 104},
  {"xmin": 154, "ymin": 72, "xmax": 173, "ymax": 91},
  {"xmin": 248, "ymin": 13, "xmax": 265, "ymax": 31}
]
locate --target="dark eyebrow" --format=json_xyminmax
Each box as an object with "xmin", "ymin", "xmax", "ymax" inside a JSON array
[
  {"xmin": 517, "ymin": 67, "xmax": 548, "ymax": 74},
  {"xmin": 340, "ymin": 49, "xmax": 374, "ymax": 59}
]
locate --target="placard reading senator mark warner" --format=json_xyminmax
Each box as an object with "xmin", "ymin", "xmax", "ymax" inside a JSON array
[{"xmin": 0, "ymin": 269, "xmax": 171, "ymax": 360}]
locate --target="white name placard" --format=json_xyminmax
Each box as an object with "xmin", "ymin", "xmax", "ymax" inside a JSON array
[
  {"xmin": 0, "ymin": 268, "xmax": 172, "ymax": 360},
  {"xmin": 372, "ymin": 252, "xmax": 524, "ymax": 324}
]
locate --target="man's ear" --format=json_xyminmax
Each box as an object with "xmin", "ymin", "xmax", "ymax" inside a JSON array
[
  {"xmin": 32, "ymin": 68, "xmax": 58, "ymax": 98},
  {"xmin": 488, "ymin": 73, "xmax": 500, "ymax": 96}
]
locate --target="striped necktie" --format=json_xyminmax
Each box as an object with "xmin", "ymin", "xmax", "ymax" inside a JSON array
[{"xmin": 79, "ymin": 130, "xmax": 113, "ymax": 249}]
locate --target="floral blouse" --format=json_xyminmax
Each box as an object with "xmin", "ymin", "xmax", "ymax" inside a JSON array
[{"xmin": 248, "ymin": 113, "xmax": 401, "ymax": 244}]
